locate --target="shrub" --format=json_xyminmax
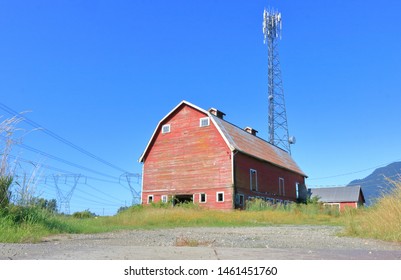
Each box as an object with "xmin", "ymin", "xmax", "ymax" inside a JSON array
[
  {"xmin": 72, "ymin": 209, "xmax": 97, "ymax": 219},
  {"xmin": 4, "ymin": 205, "xmax": 49, "ymax": 225},
  {"xmin": 246, "ymin": 198, "xmax": 271, "ymax": 211},
  {"xmin": 150, "ymin": 200, "xmax": 172, "ymax": 209},
  {"xmin": 117, "ymin": 206, "xmax": 129, "ymax": 214},
  {"xmin": 173, "ymin": 201, "xmax": 199, "ymax": 209}
]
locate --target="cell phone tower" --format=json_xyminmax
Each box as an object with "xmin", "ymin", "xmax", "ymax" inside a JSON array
[{"xmin": 263, "ymin": 8, "xmax": 295, "ymax": 154}]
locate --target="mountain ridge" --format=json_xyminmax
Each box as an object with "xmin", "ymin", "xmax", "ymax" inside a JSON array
[{"xmin": 348, "ymin": 161, "xmax": 401, "ymax": 205}]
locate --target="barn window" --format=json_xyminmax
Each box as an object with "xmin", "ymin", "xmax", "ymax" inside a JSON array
[
  {"xmin": 295, "ymin": 182, "xmax": 299, "ymax": 199},
  {"xmin": 161, "ymin": 195, "xmax": 168, "ymax": 203},
  {"xmin": 199, "ymin": 117, "xmax": 210, "ymax": 127},
  {"xmin": 147, "ymin": 195, "xmax": 154, "ymax": 204},
  {"xmin": 216, "ymin": 192, "xmax": 224, "ymax": 202},
  {"xmin": 162, "ymin": 124, "xmax": 171, "ymax": 134},
  {"xmin": 279, "ymin": 178, "xmax": 285, "ymax": 196},
  {"xmin": 323, "ymin": 203, "xmax": 340, "ymax": 211},
  {"xmin": 199, "ymin": 193, "xmax": 207, "ymax": 203},
  {"xmin": 250, "ymin": 169, "xmax": 258, "ymax": 191}
]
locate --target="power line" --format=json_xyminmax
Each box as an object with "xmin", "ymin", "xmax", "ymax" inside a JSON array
[
  {"xmin": 12, "ymin": 140, "xmax": 120, "ymax": 180},
  {"xmin": 307, "ymin": 159, "xmax": 401, "ymax": 181},
  {"xmin": 9, "ymin": 154, "xmax": 76, "ymax": 175},
  {"xmin": 307, "ymin": 170, "xmax": 401, "ymax": 188},
  {"xmin": 0, "ymin": 102, "xmax": 130, "ymax": 174},
  {"xmin": 85, "ymin": 183, "xmax": 125, "ymax": 203},
  {"xmin": 9, "ymin": 155, "xmax": 130, "ymax": 190},
  {"xmin": 11, "ymin": 171, "xmax": 127, "ymax": 213},
  {"xmin": 72, "ymin": 193, "xmax": 123, "ymax": 207},
  {"xmin": 75, "ymin": 187, "xmax": 124, "ymax": 206}
]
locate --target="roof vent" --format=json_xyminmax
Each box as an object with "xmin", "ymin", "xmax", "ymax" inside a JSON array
[
  {"xmin": 244, "ymin": 126, "xmax": 258, "ymax": 136},
  {"xmin": 208, "ymin": 108, "xmax": 226, "ymax": 119}
]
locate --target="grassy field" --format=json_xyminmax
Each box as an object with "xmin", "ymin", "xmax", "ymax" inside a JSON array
[
  {"xmin": 342, "ymin": 180, "xmax": 401, "ymax": 242},
  {"xmin": 1, "ymin": 181, "xmax": 400, "ymax": 243},
  {"xmin": 0, "ymin": 202, "xmax": 343, "ymax": 243}
]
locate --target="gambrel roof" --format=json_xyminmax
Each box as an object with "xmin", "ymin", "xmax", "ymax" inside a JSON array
[{"xmin": 139, "ymin": 100, "xmax": 306, "ymax": 177}]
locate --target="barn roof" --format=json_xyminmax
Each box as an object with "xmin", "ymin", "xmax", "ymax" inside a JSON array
[
  {"xmin": 308, "ymin": 186, "xmax": 365, "ymax": 203},
  {"xmin": 210, "ymin": 114, "xmax": 306, "ymax": 177},
  {"xmin": 139, "ymin": 100, "xmax": 306, "ymax": 177}
]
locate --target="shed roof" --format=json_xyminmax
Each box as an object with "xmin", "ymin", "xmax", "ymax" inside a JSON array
[
  {"xmin": 139, "ymin": 100, "xmax": 306, "ymax": 177},
  {"xmin": 308, "ymin": 186, "xmax": 365, "ymax": 203}
]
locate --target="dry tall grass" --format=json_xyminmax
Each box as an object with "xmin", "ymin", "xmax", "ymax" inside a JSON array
[
  {"xmin": 107, "ymin": 203, "xmax": 342, "ymax": 229},
  {"xmin": 344, "ymin": 180, "xmax": 401, "ymax": 242}
]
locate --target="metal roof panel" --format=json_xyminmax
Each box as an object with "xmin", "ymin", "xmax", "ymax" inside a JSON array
[
  {"xmin": 309, "ymin": 186, "xmax": 363, "ymax": 203},
  {"xmin": 210, "ymin": 115, "xmax": 306, "ymax": 177}
]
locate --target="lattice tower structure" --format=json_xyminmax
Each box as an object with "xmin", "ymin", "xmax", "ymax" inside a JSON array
[{"xmin": 263, "ymin": 8, "xmax": 294, "ymax": 154}]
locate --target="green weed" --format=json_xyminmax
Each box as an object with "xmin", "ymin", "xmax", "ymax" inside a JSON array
[{"xmin": 2, "ymin": 181, "xmax": 401, "ymax": 244}]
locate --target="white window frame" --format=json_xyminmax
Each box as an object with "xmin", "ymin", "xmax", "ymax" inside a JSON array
[
  {"xmin": 199, "ymin": 193, "xmax": 207, "ymax": 203},
  {"xmin": 216, "ymin": 192, "xmax": 224, "ymax": 202},
  {"xmin": 279, "ymin": 177, "xmax": 285, "ymax": 196},
  {"xmin": 323, "ymin": 203, "xmax": 340, "ymax": 211},
  {"xmin": 161, "ymin": 195, "xmax": 168, "ymax": 203},
  {"xmin": 162, "ymin": 124, "xmax": 171, "ymax": 134},
  {"xmin": 295, "ymin": 182, "xmax": 299, "ymax": 199},
  {"xmin": 250, "ymin": 169, "xmax": 258, "ymax": 191},
  {"xmin": 147, "ymin": 195, "xmax": 154, "ymax": 204},
  {"xmin": 199, "ymin": 117, "xmax": 210, "ymax": 127}
]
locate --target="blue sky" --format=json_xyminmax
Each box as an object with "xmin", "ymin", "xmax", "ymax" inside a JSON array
[{"xmin": 1, "ymin": 0, "xmax": 400, "ymax": 215}]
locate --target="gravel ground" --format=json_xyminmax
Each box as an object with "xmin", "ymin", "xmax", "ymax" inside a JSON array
[{"xmin": 1, "ymin": 225, "xmax": 401, "ymax": 260}]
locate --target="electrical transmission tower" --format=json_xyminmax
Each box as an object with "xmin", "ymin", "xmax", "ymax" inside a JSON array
[
  {"xmin": 120, "ymin": 173, "xmax": 142, "ymax": 205},
  {"xmin": 53, "ymin": 174, "xmax": 83, "ymax": 214},
  {"xmin": 263, "ymin": 8, "xmax": 295, "ymax": 154}
]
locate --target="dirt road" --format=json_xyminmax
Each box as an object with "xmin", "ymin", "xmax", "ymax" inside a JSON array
[{"xmin": 1, "ymin": 225, "xmax": 401, "ymax": 260}]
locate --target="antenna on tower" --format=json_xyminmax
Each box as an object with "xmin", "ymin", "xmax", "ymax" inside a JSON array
[{"xmin": 263, "ymin": 8, "xmax": 295, "ymax": 154}]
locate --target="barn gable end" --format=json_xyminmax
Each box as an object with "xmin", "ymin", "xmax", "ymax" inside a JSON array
[{"xmin": 140, "ymin": 101, "xmax": 233, "ymax": 209}]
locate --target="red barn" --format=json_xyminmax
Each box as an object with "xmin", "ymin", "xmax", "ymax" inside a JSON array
[
  {"xmin": 308, "ymin": 186, "xmax": 365, "ymax": 211},
  {"xmin": 139, "ymin": 101, "xmax": 307, "ymax": 209}
]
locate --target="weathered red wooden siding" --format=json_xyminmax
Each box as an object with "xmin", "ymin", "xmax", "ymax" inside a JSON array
[
  {"xmin": 234, "ymin": 152, "xmax": 305, "ymax": 206},
  {"xmin": 339, "ymin": 202, "xmax": 358, "ymax": 211},
  {"xmin": 141, "ymin": 104, "xmax": 233, "ymax": 210}
]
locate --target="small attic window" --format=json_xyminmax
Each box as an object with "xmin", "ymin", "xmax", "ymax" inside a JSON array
[
  {"xmin": 199, "ymin": 117, "xmax": 210, "ymax": 127},
  {"xmin": 162, "ymin": 124, "xmax": 170, "ymax": 134}
]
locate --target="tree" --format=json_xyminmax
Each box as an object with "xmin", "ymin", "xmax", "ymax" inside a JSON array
[
  {"xmin": 117, "ymin": 206, "xmax": 129, "ymax": 214},
  {"xmin": 31, "ymin": 197, "xmax": 58, "ymax": 213}
]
